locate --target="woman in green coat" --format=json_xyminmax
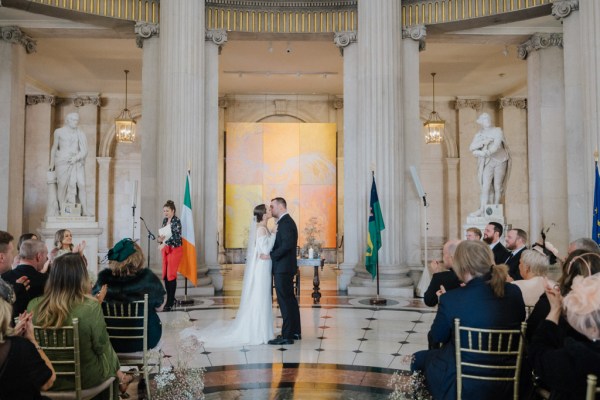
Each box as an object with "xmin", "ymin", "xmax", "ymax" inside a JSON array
[{"xmin": 28, "ymin": 253, "xmax": 132, "ymax": 399}]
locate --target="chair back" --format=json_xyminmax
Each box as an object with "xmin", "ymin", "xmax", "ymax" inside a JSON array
[
  {"xmin": 586, "ymin": 374, "xmax": 600, "ymax": 400},
  {"xmin": 454, "ymin": 318, "xmax": 527, "ymax": 400},
  {"xmin": 34, "ymin": 319, "xmax": 82, "ymax": 397}
]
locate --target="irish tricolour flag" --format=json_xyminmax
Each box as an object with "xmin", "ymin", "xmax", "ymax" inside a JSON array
[{"xmin": 179, "ymin": 170, "xmax": 197, "ymax": 285}]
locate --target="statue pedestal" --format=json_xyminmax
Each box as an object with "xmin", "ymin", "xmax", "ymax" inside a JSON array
[
  {"xmin": 463, "ymin": 204, "xmax": 506, "ymax": 239},
  {"xmin": 37, "ymin": 217, "xmax": 103, "ymax": 275}
]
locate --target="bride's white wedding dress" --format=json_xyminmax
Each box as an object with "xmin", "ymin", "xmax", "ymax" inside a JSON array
[{"xmin": 180, "ymin": 223, "xmax": 275, "ymax": 347}]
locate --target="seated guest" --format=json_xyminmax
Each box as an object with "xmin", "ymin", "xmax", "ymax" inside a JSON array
[
  {"xmin": 0, "ymin": 278, "xmax": 55, "ymax": 399},
  {"xmin": 12, "ymin": 233, "xmax": 38, "ymax": 267},
  {"xmin": 424, "ymin": 239, "xmax": 462, "ymax": 307},
  {"xmin": 567, "ymin": 237, "xmax": 600, "ymax": 255},
  {"xmin": 529, "ymin": 273, "xmax": 600, "ymax": 400},
  {"xmin": 2, "ymin": 240, "xmax": 49, "ymax": 318},
  {"xmin": 505, "ymin": 228, "xmax": 528, "ymax": 281},
  {"xmin": 482, "ymin": 222, "xmax": 511, "ymax": 265},
  {"xmin": 93, "ymin": 238, "xmax": 165, "ymax": 352},
  {"xmin": 527, "ymin": 250, "xmax": 600, "ymax": 342},
  {"xmin": 466, "ymin": 227, "xmax": 482, "ymax": 241},
  {"xmin": 49, "ymin": 229, "xmax": 85, "ymax": 261},
  {"xmin": 28, "ymin": 253, "xmax": 132, "ymax": 398},
  {"xmin": 411, "ymin": 240, "xmax": 525, "ymax": 400},
  {"xmin": 512, "ymin": 249, "xmax": 552, "ymax": 307}
]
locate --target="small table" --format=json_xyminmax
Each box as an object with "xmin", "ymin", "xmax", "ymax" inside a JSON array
[{"xmin": 297, "ymin": 258, "xmax": 325, "ymax": 304}]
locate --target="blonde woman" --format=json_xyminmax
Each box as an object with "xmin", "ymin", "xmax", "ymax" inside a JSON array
[
  {"xmin": 27, "ymin": 253, "xmax": 131, "ymax": 398},
  {"xmin": 49, "ymin": 229, "xmax": 86, "ymax": 261},
  {"xmin": 0, "ymin": 279, "xmax": 55, "ymax": 399},
  {"xmin": 411, "ymin": 240, "xmax": 526, "ymax": 400}
]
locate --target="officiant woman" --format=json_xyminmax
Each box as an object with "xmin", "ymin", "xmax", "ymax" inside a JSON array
[{"xmin": 158, "ymin": 200, "xmax": 182, "ymax": 311}]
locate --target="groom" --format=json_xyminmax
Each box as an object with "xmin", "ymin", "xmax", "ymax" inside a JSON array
[{"xmin": 267, "ymin": 197, "xmax": 301, "ymax": 345}]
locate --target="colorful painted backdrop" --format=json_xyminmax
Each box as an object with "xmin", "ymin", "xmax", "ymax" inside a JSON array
[{"xmin": 225, "ymin": 122, "xmax": 337, "ymax": 248}]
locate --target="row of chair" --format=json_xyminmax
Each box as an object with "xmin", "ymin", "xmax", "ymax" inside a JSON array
[{"xmin": 33, "ymin": 295, "xmax": 152, "ymax": 400}]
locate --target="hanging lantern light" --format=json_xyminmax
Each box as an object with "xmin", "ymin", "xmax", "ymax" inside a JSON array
[
  {"xmin": 115, "ymin": 69, "xmax": 136, "ymax": 143},
  {"xmin": 424, "ymin": 72, "xmax": 445, "ymax": 144}
]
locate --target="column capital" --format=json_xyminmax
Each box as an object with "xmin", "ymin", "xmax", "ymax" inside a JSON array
[
  {"xmin": 0, "ymin": 26, "xmax": 36, "ymax": 53},
  {"xmin": 552, "ymin": 0, "xmax": 579, "ymax": 20},
  {"xmin": 332, "ymin": 97, "xmax": 343, "ymax": 110},
  {"xmin": 454, "ymin": 98, "xmax": 482, "ymax": 111},
  {"xmin": 206, "ymin": 29, "xmax": 228, "ymax": 46},
  {"xmin": 218, "ymin": 97, "xmax": 229, "ymax": 109},
  {"xmin": 135, "ymin": 22, "xmax": 159, "ymax": 48},
  {"xmin": 60, "ymin": 95, "xmax": 101, "ymax": 107},
  {"xmin": 333, "ymin": 31, "xmax": 357, "ymax": 56},
  {"xmin": 499, "ymin": 97, "xmax": 527, "ymax": 110},
  {"xmin": 518, "ymin": 33, "xmax": 563, "ymax": 60},
  {"xmin": 25, "ymin": 95, "xmax": 56, "ymax": 106},
  {"xmin": 402, "ymin": 25, "xmax": 426, "ymax": 51}
]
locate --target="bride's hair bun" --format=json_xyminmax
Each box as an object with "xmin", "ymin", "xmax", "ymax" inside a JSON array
[
  {"xmin": 253, "ymin": 204, "xmax": 267, "ymax": 222},
  {"xmin": 164, "ymin": 200, "xmax": 176, "ymax": 213}
]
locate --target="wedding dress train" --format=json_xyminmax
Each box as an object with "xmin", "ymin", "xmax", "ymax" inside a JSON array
[{"xmin": 180, "ymin": 225, "xmax": 275, "ymax": 347}]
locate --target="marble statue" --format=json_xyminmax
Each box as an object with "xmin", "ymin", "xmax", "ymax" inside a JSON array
[
  {"xmin": 48, "ymin": 113, "xmax": 90, "ymax": 216},
  {"xmin": 469, "ymin": 113, "xmax": 510, "ymax": 217}
]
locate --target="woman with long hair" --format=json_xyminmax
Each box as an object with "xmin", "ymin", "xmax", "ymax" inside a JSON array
[
  {"xmin": 0, "ymin": 279, "xmax": 55, "ymax": 399},
  {"xmin": 93, "ymin": 238, "xmax": 165, "ymax": 352},
  {"xmin": 158, "ymin": 200, "xmax": 182, "ymax": 311},
  {"xmin": 49, "ymin": 229, "xmax": 85, "ymax": 261},
  {"xmin": 27, "ymin": 253, "xmax": 131, "ymax": 398},
  {"xmin": 411, "ymin": 240, "xmax": 525, "ymax": 400}
]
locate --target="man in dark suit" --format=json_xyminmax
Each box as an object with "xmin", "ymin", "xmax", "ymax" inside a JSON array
[
  {"xmin": 505, "ymin": 228, "xmax": 527, "ymax": 281},
  {"xmin": 483, "ymin": 222, "xmax": 510, "ymax": 265},
  {"xmin": 424, "ymin": 239, "xmax": 462, "ymax": 307},
  {"xmin": 2, "ymin": 239, "xmax": 49, "ymax": 317},
  {"xmin": 267, "ymin": 197, "xmax": 301, "ymax": 345}
]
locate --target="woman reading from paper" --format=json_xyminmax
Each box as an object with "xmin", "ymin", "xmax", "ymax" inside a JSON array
[{"xmin": 158, "ymin": 200, "xmax": 182, "ymax": 311}]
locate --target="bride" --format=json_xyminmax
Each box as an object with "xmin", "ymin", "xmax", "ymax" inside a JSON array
[{"xmin": 180, "ymin": 204, "xmax": 276, "ymax": 347}]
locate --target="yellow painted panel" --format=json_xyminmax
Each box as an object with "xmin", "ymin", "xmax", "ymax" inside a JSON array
[
  {"xmin": 225, "ymin": 184, "xmax": 263, "ymax": 248},
  {"xmin": 299, "ymin": 123, "xmax": 336, "ymax": 185}
]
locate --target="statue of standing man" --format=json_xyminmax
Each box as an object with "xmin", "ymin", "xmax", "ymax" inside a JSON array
[
  {"xmin": 469, "ymin": 113, "xmax": 510, "ymax": 217},
  {"xmin": 49, "ymin": 112, "xmax": 90, "ymax": 216}
]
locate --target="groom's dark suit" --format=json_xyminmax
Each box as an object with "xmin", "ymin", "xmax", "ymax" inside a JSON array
[{"xmin": 270, "ymin": 213, "xmax": 301, "ymax": 340}]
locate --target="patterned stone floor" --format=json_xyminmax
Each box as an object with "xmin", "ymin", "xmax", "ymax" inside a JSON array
[{"xmin": 123, "ymin": 264, "xmax": 432, "ymax": 399}]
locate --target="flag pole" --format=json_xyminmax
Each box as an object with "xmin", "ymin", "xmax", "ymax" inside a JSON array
[
  {"xmin": 369, "ymin": 170, "xmax": 387, "ymax": 305},
  {"xmin": 177, "ymin": 165, "xmax": 195, "ymax": 307}
]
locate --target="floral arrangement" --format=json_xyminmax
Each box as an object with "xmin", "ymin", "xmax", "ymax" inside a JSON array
[
  {"xmin": 149, "ymin": 334, "xmax": 206, "ymax": 400},
  {"xmin": 302, "ymin": 216, "xmax": 324, "ymax": 257},
  {"xmin": 388, "ymin": 370, "xmax": 432, "ymax": 400}
]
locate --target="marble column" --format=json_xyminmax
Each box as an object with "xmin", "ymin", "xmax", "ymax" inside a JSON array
[
  {"xmin": 498, "ymin": 98, "xmax": 529, "ymax": 233},
  {"xmin": 158, "ymin": 0, "xmax": 213, "ymax": 292},
  {"xmin": 0, "ymin": 27, "xmax": 33, "ymax": 233},
  {"xmin": 554, "ymin": 2, "xmax": 588, "ymax": 241},
  {"xmin": 334, "ymin": 31, "xmax": 358, "ymax": 291},
  {"xmin": 455, "ymin": 98, "xmax": 483, "ymax": 226},
  {"xmin": 347, "ymin": 0, "xmax": 413, "ymax": 296},
  {"xmin": 205, "ymin": 29, "xmax": 227, "ymax": 291},
  {"xmin": 96, "ymin": 157, "xmax": 111, "ymax": 252},
  {"xmin": 24, "ymin": 95, "xmax": 55, "ymax": 233},
  {"xmin": 402, "ymin": 25, "xmax": 426, "ymax": 276},
  {"xmin": 217, "ymin": 98, "xmax": 228, "ymax": 265},
  {"xmin": 519, "ymin": 33, "xmax": 568, "ymax": 250},
  {"xmin": 136, "ymin": 23, "xmax": 161, "ymax": 271}
]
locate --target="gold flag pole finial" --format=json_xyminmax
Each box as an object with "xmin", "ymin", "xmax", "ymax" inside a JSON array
[{"xmin": 595, "ymin": 150, "xmax": 599, "ymax": 163}]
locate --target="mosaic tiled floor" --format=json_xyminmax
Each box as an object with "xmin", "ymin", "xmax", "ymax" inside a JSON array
[{"xmin": 123, "ymin": 264, "xmax": 433, "ymax": 399}]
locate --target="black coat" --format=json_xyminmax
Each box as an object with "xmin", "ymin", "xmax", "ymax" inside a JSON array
[
  {"xmin": 2, "ymin": 264, "xmax": 48, "ymax": 318},
  {"xmin": 505, "ymin": 248, "xmax": 525, "ymax": 281},
  {"xmin": 270, "ymin": 213, "xmax": 298, "ymax": 275},
  {"xmin": 93, "ymin": 268, "xmax": 165, "ymax": 352},
  {"xmin": 423, "ymin": 269, "xmax": 462, "ymax": 307},
  {"xmin": 492, "ymin": 242, "xmax": 511, "ymax": 266}
]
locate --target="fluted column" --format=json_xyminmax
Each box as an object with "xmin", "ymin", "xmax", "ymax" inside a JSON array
[
  {"xmin": 137, "ymin": 24, "xmax": 161, "ymax": 271},
  {"xmin": 402, "ymin": 25, "xmax": 425, "ymax": 270},
  {"xmin": 519, "ymin": 33, "xmax": 568, "ymax": 250},
  {"xmin": 159, "ymin": 0, "xmax": 212, "ymax": 290},
  {"xmin": 205, "ymin": 29, "xmax": 227, "ymax": 291},
  {"xmin": 334, "ymin": 31, "xmax": 358, "ymax": 291},
  {"xmin": 498, "ymin": 98, "xmax": 529, "ymax": 233},
  {"xmin": 24, "ymin": 95, "xmax": 55, "ymax": 232},
  {"xmin": 96, "ymin": 157, "xmax": 111, "ymax": 251},
  {"xmin": 0, "ymin": 27, "xmax": 32, "ymax": 232},
  {"xmin": 348, "ymin": 0, "xmax": 412, "ymax": 295}
]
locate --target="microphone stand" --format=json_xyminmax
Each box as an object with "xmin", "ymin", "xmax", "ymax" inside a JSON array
[{"xmin": 139, "ymin": 217, "xmax": 156, "ymax": 269}]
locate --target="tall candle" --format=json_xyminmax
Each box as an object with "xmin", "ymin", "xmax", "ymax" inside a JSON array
[{"xmin": 132, "ymin": 180, "xmax": 138, "ymax": 207}]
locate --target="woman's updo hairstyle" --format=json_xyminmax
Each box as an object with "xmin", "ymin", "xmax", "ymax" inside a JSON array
[
  {"xmin": 164, "ymin": 200, "xmax": 176, "ymax": 213},
  {"xmin": 254, "ymin": 204, "xmax": 267, "ymax": 222}
]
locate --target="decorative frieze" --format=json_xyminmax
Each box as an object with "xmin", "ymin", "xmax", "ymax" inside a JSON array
[
  {"xmin": 333, "ymin": 31, "xmax": 357, "ymax": 56},
  {"xmin": 552, "ymin": 0, "xmax": 579, "ymax": 20},
  {"xmin": 499, "ymin": 97, "xmax": 527, "ymax": 110},
  {"xmin": 518, "ymin": 33, "xmax": 563, "ymax": 60},
  {"xmin": 62, "ymin": 95, "xmax": 101, "ymax": 107},
  {"xmin": 402, "ymin": 25, "xmax": 426, "ymax": 51},
  {"xmin": 274, "ymin": 99, "xmax": 287, "ymax": 115},
  {"xmin": 25, "ymin": 95, "xmax": 56, "ymax": 106},
  {"xmin": 454, "ymin": 98, "xmax": 482, "ymax": 111},
  {"xmin": 0, "ymin": 26, "xmax": 36, "ymax": 53},
  {"xmin": 135, "ymin": 22, "xmax": 159, "ymax": 48}
]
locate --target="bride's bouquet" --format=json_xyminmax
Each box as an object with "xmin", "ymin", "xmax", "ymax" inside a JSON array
[{"xmin": 149, "ymin": 335, "xmax": 206, "ymax": 400}]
